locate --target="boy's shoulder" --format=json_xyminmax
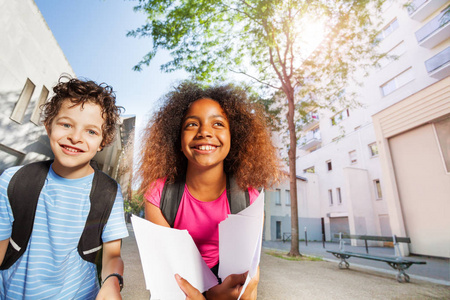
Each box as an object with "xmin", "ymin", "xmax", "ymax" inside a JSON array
[{"xmin": 0, "ymin": 165, "xmax": 24, "ymax": 185}]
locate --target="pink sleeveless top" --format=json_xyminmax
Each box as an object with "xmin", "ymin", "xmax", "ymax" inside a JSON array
[{"xmin": 145, "ymin": 178, "xmax": 259, "ymax": 268}]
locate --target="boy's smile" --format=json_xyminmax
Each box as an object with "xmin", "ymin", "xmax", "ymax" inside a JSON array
[
  {"xmin": 46, "ymin": 99, "xmax": 104, "ymax": 179},
  {"xmin": 181, "ymin": 98, "xmax": 231, "ymax": 170}
]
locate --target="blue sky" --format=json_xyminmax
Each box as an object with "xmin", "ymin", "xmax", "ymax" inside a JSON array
[{"xmin": 35, "ymin": 0, "xmax": 188, "ymax": 138}]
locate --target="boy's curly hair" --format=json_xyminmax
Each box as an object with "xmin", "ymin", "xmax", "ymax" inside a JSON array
[
  {"xmin": 137, "ymin": 81, "xmax": 281, "ymax": 195},
  {"xmin": 43, "ymin": 75, "xmax": 123, "ymax": 148}
]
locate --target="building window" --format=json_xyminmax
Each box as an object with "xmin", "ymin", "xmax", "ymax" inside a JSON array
[
  {"xmin": 304, "ymin": 166, "xmax": 315, "ymax": 173},
  {"xmin": 328, "ymin": 189, "xmax": 334, "ymax": 205},
  {"xmin": 285, "ymin": 190, "xmax": 291, "ymax": 206},
  {"xmin": 10, "ymin": 78, "xmax": 36, "ymax": 124},
  {"xmin": 30, "ymin": 86, "xmax": 49, "ymax": 125},
  {"xmin": 331, "ymin": 109, "xmax": 350, "ymax": 126},
  {"xmin": 377, "ymin": 18, "xmax": 399, "ymax": 42},
  {"xmin": 380, "ymin": 68, "xmax": 414, "ymax": 96},
  {"xmin": 276, "ymin": 221, "xmax": 281, "ymax": 239},
  {"xmin": 326, "ymin": 160, "xmax": 332, "ymax": 171},
  {"xmin": 379, "ymin": 41, "xmax": 407, "ymax": 68},
  {"xmin": 374, "ymin": 179, "xmax": 383, "ymax": 199},
  {"xmin": 349, "ymin": 150, "xmax": 357, "ymax": 164},
  {"xmin": 369, "ymin": 142, "xmax": 379, "ymax": 157},
  {"xmin": 336, "ymin": 188, "xmax": 342, "ymax": 204},
  {"xmin": 275, "ymin": 189, "xmax": 281, "ymax": 205}
]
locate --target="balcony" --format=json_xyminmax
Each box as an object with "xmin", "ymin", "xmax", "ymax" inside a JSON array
[
  {"xmin": 300, "ymin": 111, "xmax": 320, "ymax": 131},
  {"xmin": 299, "ymin": 129, "xmax": 321, "ymax": 150},
  {"xmin": 408, "ymin": 0, "xmax": 449, "ymax": 22},
  {"xmin": 425, "ymin": 46, "xmax": 450, "ymax": 78},
  {"xmin": 415, "ymin": 7, "xmax": 450, "ymax": 48}
]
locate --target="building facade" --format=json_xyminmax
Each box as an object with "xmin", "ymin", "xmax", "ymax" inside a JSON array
[{"xmin": 266, "ymin": 0, "xmax": 449, "ymax": 258}]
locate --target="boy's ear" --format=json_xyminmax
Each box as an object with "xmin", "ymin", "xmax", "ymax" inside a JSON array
[{"xmin": 45, "ymin": 124, "xmax": 51, "ymax": 135}]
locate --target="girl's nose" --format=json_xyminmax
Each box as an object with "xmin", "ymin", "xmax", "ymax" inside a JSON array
[{"xmin": 197, "ymin": 125, "xmax": 213, "ymax": 138}]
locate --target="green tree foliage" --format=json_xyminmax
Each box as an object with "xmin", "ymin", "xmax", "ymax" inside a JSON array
[{"xmin": 129, "ymin": 0, "xmax": 386, "ymax": 256}]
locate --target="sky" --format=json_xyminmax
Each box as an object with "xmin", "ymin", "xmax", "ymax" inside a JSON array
[{"xmin": 34, "ymin": 0, "xmax": 189, "ymax": 141}]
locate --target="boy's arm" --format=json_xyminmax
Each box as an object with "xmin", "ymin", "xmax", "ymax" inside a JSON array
[
  {"xmin": 96, "ymin": 239, "xmax": 124, "ymax": 300},
  {"xmin": 0, "ymin": 238, "xmax": 9, "ymax": 265}
]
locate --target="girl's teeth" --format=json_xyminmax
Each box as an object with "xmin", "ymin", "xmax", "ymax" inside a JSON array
[{"xmin": 198, "ymin": 145, "xmax": 215, "ymax": 151}]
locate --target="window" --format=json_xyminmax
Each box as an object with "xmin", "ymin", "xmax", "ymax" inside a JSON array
[
  {"xmin": 10, "ymin": 78, "xmax": 36, "ymax": 123},
  {"xmin": 369, "ymin": 143, "xmax": 379, "ymax": 157},
  {"xmin": 331, "ymin": 109, "xmax": 350, "ymax": 126},
  {"xmin": 285, "ymin": 190, "xmax": 291, "ymax": 206},
  {"xmin": 328, "ymin": 189, "xmax": 334, "ymax": 205},
  {"xmin": 377, "ymin": 18, "xmax": 399, "ymax": 42},
  {"xmin": 380, "ymin": 68, "xmax": 414, "ymax": 96},
  {"xmin": 30, "ymin": 86, "xmax": 49, "ymax": 125},
  {"xmin": 336, "ymin": 188, "xmax": 342, "ymax": 204},
  {"xmin": 379, "ymin": 41, "xmax": 407, "ymax": 68},
  {"xmin": 326, "ymin": 160, "xmax": 332, "ymax": 171},
  {"xmin": 349, "ymin": 150, "xmax": 357, "ymax": 164},
  {"xmin": 374, "ymin": 180, "xmax": 383, "ymax": 199},
  {"xmin": 304, "ymin": 166, "xmax": 315, "ymax": 173},
  {"xmin": 276, "ymin": 221, "xmax": 281, "ymax": 239},
  {"xmin": 274, "ymin": 189, "xmax": 281, "ymax": 205}
]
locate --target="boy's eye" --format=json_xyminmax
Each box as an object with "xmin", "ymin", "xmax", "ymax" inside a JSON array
[
  {"xmin": 88, "ymin": 130, "xmax": 98, "ymax": 135},
  {"xmin": 62, "ymin": 123, "xmax": 71, "ymax": 128}
]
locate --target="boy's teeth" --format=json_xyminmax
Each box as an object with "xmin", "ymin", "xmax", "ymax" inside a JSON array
[{"xmin": 64, "ymin": 146, "xmax": 79, "ymax": 153}]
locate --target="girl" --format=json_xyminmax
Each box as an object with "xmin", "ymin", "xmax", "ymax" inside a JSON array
[{"xmin": 137, "ymin": 82, "xmax": 280, "ymax": 299}]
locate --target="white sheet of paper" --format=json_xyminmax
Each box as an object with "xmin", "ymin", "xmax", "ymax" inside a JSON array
[
  {"xmin": 218, "ymin": 190, "xmax": 265, "ymax": 298},
  {"xmin": 131, "ymin": 215, "xmax": 218, "ymax": 300}
]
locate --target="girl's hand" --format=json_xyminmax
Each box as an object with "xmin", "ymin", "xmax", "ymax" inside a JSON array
[
  {"xmin": 240, "ymin": 267, "xmax": 259, "ymax": 300},
  {"xmin": 175, "ymin": 274, "xmax": 206, "ymax": 300}
]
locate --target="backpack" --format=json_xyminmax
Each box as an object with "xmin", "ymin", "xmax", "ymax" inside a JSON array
[
  {"xmin": 160, "ymin": 174, "xmax": 250, "ymax": 227},
  {"xmin": 0, "ymin": 160, "xmax": 118, "ymax": 272}
]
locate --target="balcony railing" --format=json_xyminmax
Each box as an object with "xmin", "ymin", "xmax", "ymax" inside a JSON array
[
  {"xmin": 408, "ymin": 0, "xmax": 448, "ymax": 21},
  {"xmin": 425, "ymin": 46, "xmax": 450, "ymax": 78},
  {"xmin": 415, "ymin": 7, "xmax": 450, "ymax": 48},
  {"xmin": 299, "ymin": 130, "xmax": 321, "ymax": 150}
]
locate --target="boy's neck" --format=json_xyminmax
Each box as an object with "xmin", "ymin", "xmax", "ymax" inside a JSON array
[
  {"xmin": 51, "ymin": 161, "xmax": 95, "ymax": 179},
  {"xmin": 185, "ymin": 167, "xmax": 226, "ymax": 202}
]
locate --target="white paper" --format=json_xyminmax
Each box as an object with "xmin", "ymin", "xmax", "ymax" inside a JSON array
[
  {"xmin": 218, "ymin": 190, "xmax": 265, "ymax": 298},
  {"xmin": 131, "ymin": 215, "xmax": 218, "ymax": 300}
]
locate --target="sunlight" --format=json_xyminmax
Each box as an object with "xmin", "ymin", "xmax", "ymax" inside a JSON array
[{"xmin": 297, "ymin": 15, "xmax": 327, "ymax": 58}]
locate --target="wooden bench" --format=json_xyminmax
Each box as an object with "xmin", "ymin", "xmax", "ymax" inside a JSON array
[{"xmin": 327, "ymin": 233, "xmax": 426, "ymax": 283}]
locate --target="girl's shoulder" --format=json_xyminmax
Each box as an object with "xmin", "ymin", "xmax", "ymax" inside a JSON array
[{"xmin": 144, "ymin": 177, "xmax": 167, "ymax": 206}]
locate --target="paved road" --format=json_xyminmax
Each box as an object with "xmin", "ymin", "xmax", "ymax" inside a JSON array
[{"xmin": 121, "ymin": 224, "xmax": 450, "ymax": 299}]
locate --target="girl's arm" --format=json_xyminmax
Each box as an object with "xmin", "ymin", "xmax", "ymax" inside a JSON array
[
  {"xmin": 97, "ymin": 239, "xmax": 124, "ymax": 300},
  {"xmin": 0, "ymin": 238, "xmax": 9, "ymax": 265},
  {"xmin": 145, "ymin": 200, "xmax": 170, "ymax": 227}
]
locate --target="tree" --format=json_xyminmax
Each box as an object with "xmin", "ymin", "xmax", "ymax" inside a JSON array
[{"xmin": 129, "ymin": 0, "xmax": 386, "ymax": 256}]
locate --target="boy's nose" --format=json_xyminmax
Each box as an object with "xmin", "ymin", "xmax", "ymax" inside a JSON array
[{"xmin": 68, "ymin": 131, "xmax": 82, "ymax": 143}]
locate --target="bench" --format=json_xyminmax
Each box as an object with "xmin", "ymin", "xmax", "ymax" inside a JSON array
[
  {"xmin": 282, "ymin": 232, "xmax": 291, "ymax": 243},
  {"xmin": 327, "ymin": 233, "xmax": 426, "ymax": 283}
]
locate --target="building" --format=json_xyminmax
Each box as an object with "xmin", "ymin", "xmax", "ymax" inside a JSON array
[
  {"xmin": 0, "ymin": 0, "xmax": 135, "ymax": 203},
  {"xmin": 266, "ymin": 0, "xmax": 449, "ymax": 258}
]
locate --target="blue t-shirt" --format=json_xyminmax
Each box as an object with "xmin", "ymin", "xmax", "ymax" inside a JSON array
[{"xmin": 0, "ymin": 165, "xmax": 129, "ymax": 299}]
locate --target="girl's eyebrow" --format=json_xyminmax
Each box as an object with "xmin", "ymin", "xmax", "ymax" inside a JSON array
[{"xmin": 184, "ymin": 114, "xmax": 228, "ymax": 120}]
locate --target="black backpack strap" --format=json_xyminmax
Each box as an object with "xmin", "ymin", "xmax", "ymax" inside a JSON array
[
  {"xmin": 1, "ymin": 160, "xmax": 52, "ymax": 270},
  {"xmin": 78, "ymin": 168, "xmax": 118, "ymax": 264},
  {"xmin": 226, "ymin": 175, "xmax": 250, "ymax": 214},
  {"xmin": 160, "ymin": 175, "xmax": 186, "ymax": 228}
]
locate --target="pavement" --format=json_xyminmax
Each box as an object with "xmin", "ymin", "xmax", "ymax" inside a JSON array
[{"xmin": 121, "ymin": 224, "xmax": 450, "ymax": 299}]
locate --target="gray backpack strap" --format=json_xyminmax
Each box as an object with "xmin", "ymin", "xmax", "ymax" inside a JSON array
[
  {"xmin": 160, "ymin": 175, "xmax": 186, "ymax": 228},
  {"xmin": 1, "ymin": 160, "xmax": 52, "ymax": 270},
  {"xmin": 226, "ymin": 175, "xmax": 250, "ymax": 214}
]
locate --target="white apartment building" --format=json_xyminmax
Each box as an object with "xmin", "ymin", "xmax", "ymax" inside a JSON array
[{"xmin": 265, "ymin": 0, "xmax": 449, "ymax": 258}]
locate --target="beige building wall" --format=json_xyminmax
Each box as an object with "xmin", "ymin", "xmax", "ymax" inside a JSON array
[{"xmin": 373, "ymin": 76, "xmax": 450, "ymax": 258}]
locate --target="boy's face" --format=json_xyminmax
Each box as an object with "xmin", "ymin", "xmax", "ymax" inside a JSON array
[{"xmin": 45, "ymin": 99, "xmax": 104, "ymax": 179}]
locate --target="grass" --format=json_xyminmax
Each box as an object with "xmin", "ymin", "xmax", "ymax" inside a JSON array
[{"xmin": 265, "ymin": 250, "xmax": 323, "ymax": 261}]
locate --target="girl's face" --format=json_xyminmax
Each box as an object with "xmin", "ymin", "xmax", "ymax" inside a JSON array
[{"xmin": 181, "ymin": 98, "xmax": 231, "ymax": 171}]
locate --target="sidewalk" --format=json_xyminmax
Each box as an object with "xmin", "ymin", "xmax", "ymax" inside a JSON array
[
  {"xmin": 121, "ymin": 224, "xmax": 450, "ymax": 299},
  {"xmin": 262, "ymin": 240, "xmax": 450, "ymax": 285}
]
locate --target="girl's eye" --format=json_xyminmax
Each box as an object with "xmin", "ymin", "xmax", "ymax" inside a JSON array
[
  {"xmin": 185, "ymin": 122, "xmax": 198, "ymax": 128},
  {"xmin": 214, "ymin": 121, "xmax": 225, "ymax": 127}
]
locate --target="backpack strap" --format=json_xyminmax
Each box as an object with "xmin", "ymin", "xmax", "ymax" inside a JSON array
[
  {"xmin": 77, "ymin": 166, "xmax": 118, "ymax": 264},
  {"xmin": 160, "ymin": 175, "xmax": 186, "ymax": 228},
  {"xmin": 160, "ymin": 174, "xmax": 250, "ymax": 228},
  {"xmin": 1, "ymin": 160, "xmax": 52, "ymax": 270}
]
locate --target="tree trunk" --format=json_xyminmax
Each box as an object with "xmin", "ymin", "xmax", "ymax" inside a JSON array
[{"xmin": 286, "ymin": 92, "xmax": 301, "ymax": 257}]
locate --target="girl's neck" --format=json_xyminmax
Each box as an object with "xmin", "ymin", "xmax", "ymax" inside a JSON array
[{"xmin": 185, "ymin": 166, "xmax": 226, "ymax": 202}]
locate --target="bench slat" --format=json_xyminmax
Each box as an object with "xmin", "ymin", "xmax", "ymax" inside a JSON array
[
  {"xmin": 333, "ymin": 234, "xmax": 411, "ymax": 243},
  {"xmin": 327, "ymin": 250, "xmax": 426, "ymax": 265}
]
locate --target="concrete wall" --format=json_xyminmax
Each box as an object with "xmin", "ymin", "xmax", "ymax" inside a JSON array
[{"xmin": 0, "ymin": 0, "xmax": 75, "ymax": 171}]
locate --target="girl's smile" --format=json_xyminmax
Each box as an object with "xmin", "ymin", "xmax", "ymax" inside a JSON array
[{"xmin": 181, "ymin": 98, "xmax": 231, "ymax": 170}]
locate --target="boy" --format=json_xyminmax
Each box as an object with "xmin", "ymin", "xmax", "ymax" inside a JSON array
[{"xmin": 0, "ymin": 75, "xmax": 128, "ymax": 299}]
